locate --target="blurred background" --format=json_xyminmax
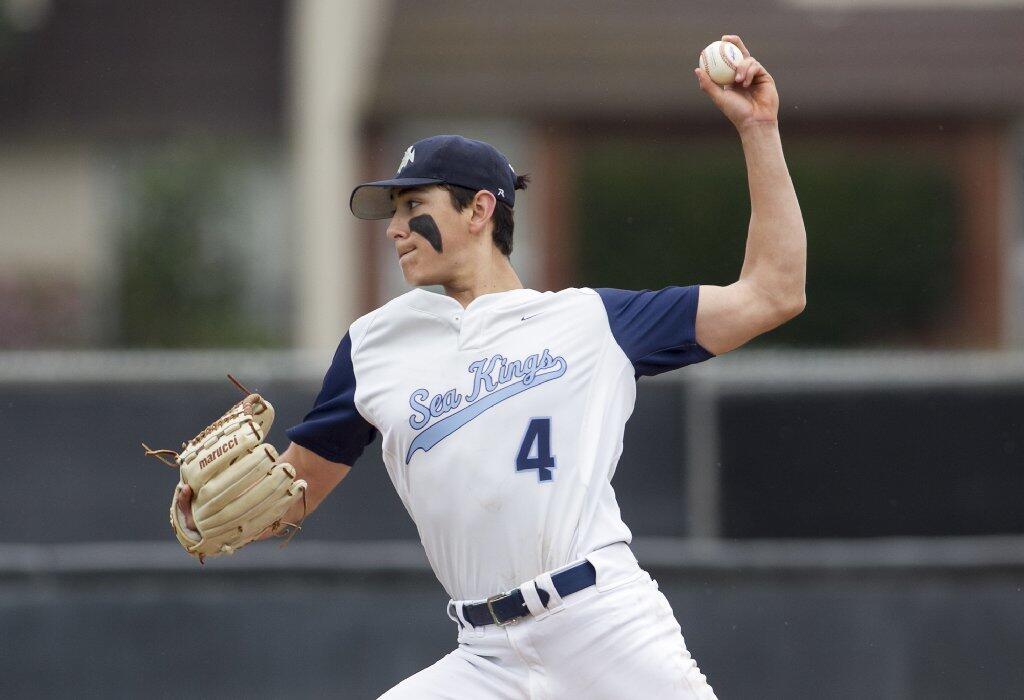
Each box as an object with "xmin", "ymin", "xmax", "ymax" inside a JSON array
[{"xmin": 1, "ymin": 0, "xmax": 1023, "ymax": 697}]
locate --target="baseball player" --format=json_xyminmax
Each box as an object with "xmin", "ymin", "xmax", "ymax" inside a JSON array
[{"xmin": 173, "ymin": 35, "xmax": 804, "ymax": 698}]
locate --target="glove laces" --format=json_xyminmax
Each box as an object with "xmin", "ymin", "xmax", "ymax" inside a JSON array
[{"xmin": 142, "ymin": 374, "xmax": 259, "ymax": 467}]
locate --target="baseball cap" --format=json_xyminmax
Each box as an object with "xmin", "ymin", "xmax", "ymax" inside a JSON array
[{"xmin": 350, "ymin": 135, "xmax": 518, "ymax": 220}]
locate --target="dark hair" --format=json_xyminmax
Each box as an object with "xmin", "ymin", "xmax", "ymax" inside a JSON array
[{"xmin": 441, "ymin": 174, "xmax": 530, "ymax": 257}]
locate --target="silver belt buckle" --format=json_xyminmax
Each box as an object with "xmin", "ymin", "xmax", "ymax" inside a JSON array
[{"xmin": 486, "ymin": 592, "xmax": 518, "ymax": 627}]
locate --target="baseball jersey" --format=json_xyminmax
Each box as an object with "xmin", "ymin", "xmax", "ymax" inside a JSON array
[{"xmin": 287, "ymin": 286, "xmax": 713, "ymax": 601}]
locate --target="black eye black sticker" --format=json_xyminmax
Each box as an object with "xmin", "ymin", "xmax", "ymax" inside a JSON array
[{"xmin": 409, "ymin": 214, "xmax": 443, "ymax": 253}]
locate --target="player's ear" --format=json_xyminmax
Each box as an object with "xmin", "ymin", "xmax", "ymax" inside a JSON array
[{"xmin": 467, "ymin": 189, "xmax": 497, "ymax": 235}]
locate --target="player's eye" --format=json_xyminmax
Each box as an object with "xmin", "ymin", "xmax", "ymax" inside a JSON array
[{"xmin": 408, "ymin": 200, "xmax": 421, "ymax": 210}]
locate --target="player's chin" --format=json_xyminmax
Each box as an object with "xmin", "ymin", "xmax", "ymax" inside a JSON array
[{"xmin": 399, "ymin": 260, "xmax": 434, "ymax": 287}]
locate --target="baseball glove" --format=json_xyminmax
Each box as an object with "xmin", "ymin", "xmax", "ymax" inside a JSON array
[{"xmin": 143, "ymin": 376, "xmax": 307, "ymax": 563}]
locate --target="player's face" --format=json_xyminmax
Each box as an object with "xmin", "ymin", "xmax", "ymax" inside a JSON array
[{"xmin": 387, "ymin": 186, "xmax": 474, "ymax": 287}]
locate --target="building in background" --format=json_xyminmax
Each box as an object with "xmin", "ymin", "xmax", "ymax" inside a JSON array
[
  {"xmin": 1, "ymin": 0, "xmax": 1022, "ymax": 350},
  {"xmin": 4, "ymin": 4, "xmax": 1024, "ymax": 697},
  {"xmin": 0, "ymin": 0, "xmax": 293, "ymax": 348},
  {"xmin": 366, "ymin": 0, "xmax": 1024, "ymax": 349}
]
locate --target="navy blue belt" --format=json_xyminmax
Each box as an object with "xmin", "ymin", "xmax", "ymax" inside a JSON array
[{"xmin": 455, "ymin": 560, "xmax": 597, "ymax": 628}]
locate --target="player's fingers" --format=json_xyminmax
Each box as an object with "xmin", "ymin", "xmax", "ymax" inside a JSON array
[
  {"xmin": 694, "ymin": 67, "xmax": 721, "ymax": 105},
  {"xmin": 741, "ymin": 59, "xmax": 763, "ymax": 88},
  {"xmin": 722, "ymin": 34, "xmax": 750, "ymax": 58},
  {"xmin": 751, "ymin": 63, "xmax": 774, "ymax": 87},
  {"xmin": 694, "ymin": 67, "xmax": 725, "ymax": 104},
  {"xmin": 733, "ymin": 56, "xmax": 755, "ymax": 85},
  {"xmin": 177, "ymin": 485, "xmax": 197, "ymax": 531}
]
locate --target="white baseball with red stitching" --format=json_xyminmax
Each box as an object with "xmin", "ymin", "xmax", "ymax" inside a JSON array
[{"xmin": 699, "ymin": 40, "xmax": 742, "ymax": 86}]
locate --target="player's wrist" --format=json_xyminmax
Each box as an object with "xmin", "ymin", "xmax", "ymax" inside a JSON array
[{"xmin": 736, "ymin": 118, "xmax": 780, "ymax": 137}]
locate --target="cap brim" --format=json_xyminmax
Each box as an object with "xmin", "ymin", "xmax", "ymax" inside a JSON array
[{"xmin": 349, "ymin": 177, "xmax": 444, "ymax": 220}]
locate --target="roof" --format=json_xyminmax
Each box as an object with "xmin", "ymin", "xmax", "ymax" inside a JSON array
[
  {"xmin": 0, "ymin": 0, "xmax": 285, "ymax": 136},
  {"xmin": 3, "ymin": 1, "xmax": 1020, "ymax": 136},
  {"xmin": 371, "ymin": 0, "xmax": 1024, "ymax": 122}
]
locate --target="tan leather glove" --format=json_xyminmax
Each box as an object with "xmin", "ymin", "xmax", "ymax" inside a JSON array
[{"xmin": 145, "ymin": 380, "xmax": 306, "ymax": 563}]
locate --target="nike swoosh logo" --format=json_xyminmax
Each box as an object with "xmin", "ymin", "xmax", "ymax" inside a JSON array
[{"xmin": 521, "ymin": 313, "xmax": 542, "ymax": 322}]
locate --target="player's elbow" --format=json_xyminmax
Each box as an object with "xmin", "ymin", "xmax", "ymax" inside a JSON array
[
  {"xmin": 744, "ymin": 277, "xmax": 805, "ymax": 327},
  {"xmin": 780, "ymin": 292, "xmax": 806, "ymax": 321},
  {"xmin": 765, "ymin": 291, "xmax": 805, "ymax": 328}
]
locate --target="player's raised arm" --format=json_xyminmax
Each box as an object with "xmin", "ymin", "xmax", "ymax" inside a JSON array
[{"xmin": 692, "ymin": 34, "xmax": 807, "ymax": 356}]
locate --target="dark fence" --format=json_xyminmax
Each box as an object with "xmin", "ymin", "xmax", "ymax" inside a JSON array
[
  {"xmin": 1, "ymin": 352, "xmax": 1023, "ymax": 543},
  {"xmin": 2, "ymin": 350, "xmax": 1023, "ymax": 698},
  {"xmin": 1, "ymin": 539, "xmax": 1022, "ymax": 699},
  {"xmin": 0, "ymin": 374, "xmax": 690, "ymax": 544}
]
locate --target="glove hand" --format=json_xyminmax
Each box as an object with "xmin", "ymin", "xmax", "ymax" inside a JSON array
[
  {"xmin": 146, "ymin": 383, "xmax": 307, "ymax": 563},
  {"xmin": 175, "ymin": 485, "xmax": 197, "ymax": 531}
]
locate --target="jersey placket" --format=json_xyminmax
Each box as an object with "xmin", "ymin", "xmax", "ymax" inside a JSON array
[{"xmin": 456, "ymin": 305, "xmax": 489, "ymax": 351}]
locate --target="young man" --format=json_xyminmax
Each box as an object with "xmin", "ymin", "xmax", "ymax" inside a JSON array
[{"xmin": 179, "ymin": 35, "xmax": 804, "ymax": 699}]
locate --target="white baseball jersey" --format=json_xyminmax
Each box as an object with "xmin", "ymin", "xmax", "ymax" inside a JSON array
[{"xmin": 287, "ymin": 286, "xmax": 712, "ymax": 601}]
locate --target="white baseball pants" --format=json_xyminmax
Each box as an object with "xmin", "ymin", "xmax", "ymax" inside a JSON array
[{"xmin": 379, "ymin": 543, "xmax": 717, "ymax": 700}]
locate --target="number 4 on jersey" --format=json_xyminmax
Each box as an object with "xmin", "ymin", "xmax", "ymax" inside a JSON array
[{"xmin": 516, "ymin": 418, "xmax": 555, "ymax": 482}]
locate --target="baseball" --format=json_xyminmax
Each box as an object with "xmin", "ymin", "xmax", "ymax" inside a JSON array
[{"xmin": 699, "ymin": 40, "xmax": 743, "ymax": 86}]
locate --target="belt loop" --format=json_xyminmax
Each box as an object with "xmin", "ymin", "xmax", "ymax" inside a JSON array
[
  {"xmin": 534, "ymin": 572, "xmax": 565, "ymax": 612},
  {"xmin": 520, "ymin": 580, "xmax": 548, "ymax": 619},
  {"xmin": 446, "ymin": 600, "xmax": 463, "ymax": 628},
  {"xmin": 456, "ymin": 600, "xmax": 484, "ymax": 635}
]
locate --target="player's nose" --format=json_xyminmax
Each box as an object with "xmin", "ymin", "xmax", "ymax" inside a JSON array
[{"xmin": 386, "ymin": 217, "xmax": 409, "ymax": 241}]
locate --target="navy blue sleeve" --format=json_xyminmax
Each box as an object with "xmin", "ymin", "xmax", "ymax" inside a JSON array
[
  {"xmin": 286, "ymin": 332, "xmax": 379, "ymax": 465},
  {"xmin": 596, "ymin": 286, "xmax": 714, "ymax": 377}
]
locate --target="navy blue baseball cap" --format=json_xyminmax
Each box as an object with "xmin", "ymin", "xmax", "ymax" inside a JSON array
[{"xmin": 350, "ymin": 135, "xmax": 518, "ymax": 220}]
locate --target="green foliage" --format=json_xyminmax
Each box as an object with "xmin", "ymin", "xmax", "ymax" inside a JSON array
[
  {"xmin": 116, "ymin": 145, "xmax": 275, "ymax": 348},
  {"xmin": 577, "ymin": 138, "xmax": 956, "ymax": 347}
]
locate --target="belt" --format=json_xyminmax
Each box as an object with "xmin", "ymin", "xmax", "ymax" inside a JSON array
[{"xmin": 457, "ymin": 560, "xmax": 597, "ymax": 628}]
